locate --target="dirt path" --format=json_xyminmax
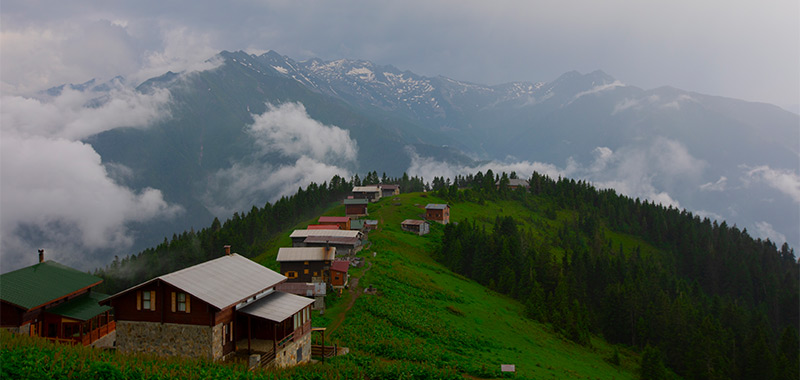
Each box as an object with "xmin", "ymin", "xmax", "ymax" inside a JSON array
[{"xmin": 327, "ymin": 260, "xmax": 373, "ymax": 334}]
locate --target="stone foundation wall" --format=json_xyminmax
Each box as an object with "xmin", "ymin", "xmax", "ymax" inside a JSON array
[
  {"xmin": 116, "ymin": 321, "xmax": 215, "ymax": 359},
  {"xmin": 274, "ymin": 331, "xmax": 312, "ymax": 367}
]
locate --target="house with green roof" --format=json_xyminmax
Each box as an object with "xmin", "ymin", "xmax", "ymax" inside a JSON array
[{"xmin": 0, "ymin": 251, "xmax": 115, "ymax": 346}]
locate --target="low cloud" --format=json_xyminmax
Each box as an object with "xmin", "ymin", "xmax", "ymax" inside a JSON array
[
  {"xmin": 0, "ymin": 82, "xmax": 181, "ymax": 272},
  {"xmin": 572, "ymin": 80, "xmax": 625, "ymax": 102},
  {"xmin": 205, "ymin": 102, "xmax": 357, "ymax": 216},
  {"xmin": 407, "ymin": 137, "xmax": 705, "ymax": 209},
  {"xmin": 742, "ymin": 165, "xmax": 800, "ymax": 203},
  {"xmin": 700, "ymin": 176, "xmax": 728, "ymax": 192},
  {"xmin": 754, "ymin": 221, "xmax": 787, "ymax": 244}
]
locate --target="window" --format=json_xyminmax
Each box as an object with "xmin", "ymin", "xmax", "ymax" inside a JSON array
[
  {"xmin": 177, "ymin": 293, "xmax": 186, "ymax": 312},
  {"xmin": 286, "ymin": 271, "xmax": 298, "ymax": 279},
  {"xmin": 304, "ymin": 269, "xmax": 309, "ymax": 275},
  {"xmin": 142, "ymin": 290, "xmax": 151, "ymax": 310},
  {"xmin": 313, "ymin": 271, "xmax": 318, "ymax": 277}
]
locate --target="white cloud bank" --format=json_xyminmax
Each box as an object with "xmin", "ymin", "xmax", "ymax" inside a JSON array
[
  {"xmin": 0, "ymin": 82, "xmax": 180, "ymax": 271},
  {"xmin": 742, "ymin": 165, "xmax": 800, "ymax": 204},
  {"xmin": 204, "ymin": 102, "xmax": 357, "ymax": 216},
  {"xmin": 408, "ymin": 137, "xmax": 702, "ymax": 209}
]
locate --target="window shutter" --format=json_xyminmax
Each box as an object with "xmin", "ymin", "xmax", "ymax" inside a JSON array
[
  {"xmin": 186, "ymin": 295, "xmax": 191, "ymax": 313},
  {"xmin": 150, "ymin": 291, "xmax": 156, "ymax": 311},
  {"xmin": 171, "ymin": 292, "xmax": 176, "ymax": 312},
  {"xmin": 136, "ymin": 291, "xmax": 141, "ymax": 310}
]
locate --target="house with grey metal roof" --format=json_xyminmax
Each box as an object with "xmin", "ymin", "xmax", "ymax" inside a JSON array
[
  {"xmin": 0, "ymin": 250, "xmax": 115, "ymax": 347},
  {"xmin": 344, "ymin": 198, "xmax": 369, "ymax": 216},
  {"xmin": 103, "ymin": 247, "xmax": 314, "ymax": 367},
  {"xmin": 352, "ymin": 186, "xmax": 382, "ymax": 202},
  {"xmin": 425, "ymin": 203, "xmax": 451, "ymax": 224},
  {"xmin": 276, "ymin": 247, "xmax": 335, "ymax": 284},
  {"xmin": 401, "ymin": 219, "xmax": 430, "ymax": 235}
]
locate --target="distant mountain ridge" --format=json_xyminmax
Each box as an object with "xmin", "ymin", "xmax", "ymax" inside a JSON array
[{"xmin": 34, "ymin": 49, "xmax": 800, "ymax": 266}]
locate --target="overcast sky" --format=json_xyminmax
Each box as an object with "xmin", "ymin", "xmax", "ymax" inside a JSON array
[{"xmin": 1, "ymin": 0, "xmax": 798, "ymax": 108}]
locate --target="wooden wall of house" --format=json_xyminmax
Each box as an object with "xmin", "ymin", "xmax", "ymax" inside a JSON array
[
  {"xmin": 0, "ymin": 301, "xmax": 23, "ymax": 327},
  {"xmin": 110, "ymin": 280, "xmax": 215, "ymax": 326},
  {"xmin": 280, "ymin": 261, "xmax": 329, "ymax": 283},
  {"xmin": 331, "ymin": 270, "xmax": 346, "ymax": 287}
]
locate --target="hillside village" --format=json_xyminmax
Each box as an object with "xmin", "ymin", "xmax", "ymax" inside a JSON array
[{"xmin": 0, "ymin": 183, "xmax": 455, "ymax": 371}]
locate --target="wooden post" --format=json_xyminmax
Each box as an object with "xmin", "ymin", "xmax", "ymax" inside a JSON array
[
  {"xmin": 247, "ymin": 315, "xmax": 252, "ymax": 355},
  {"xmin": 322, "ymin": 329, "xmax": 325, "ymax": 364},
  {"xmin": 273, "ymin": 323, "xmax": 277, "ymax": 356}
]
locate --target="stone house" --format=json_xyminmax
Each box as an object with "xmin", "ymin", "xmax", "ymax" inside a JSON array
[
  {"xmin": 0, "ymin": 250, "xmax": 115, "ymax": 347},
  {"xmin": 103, "ymin": 248, "xmax": 313, "ymax": 367}
]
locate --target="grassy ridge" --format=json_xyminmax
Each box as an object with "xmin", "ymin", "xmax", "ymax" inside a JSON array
[{"xmin": 3, "ymin": 192, "xmax": 647, "ymax": 379}]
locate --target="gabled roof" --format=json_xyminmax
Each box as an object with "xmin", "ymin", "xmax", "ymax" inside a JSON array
[
  {"xmin": 343, "ymin": 198, "xmax": 368, "ymax": 205},
  {"xmin": 402, "ymin": 219, "xmax": 427, "ymax": 226},
  {"xmin": 239, "ymin": 291, "xmax": 314, "ymax": 323},
  {"xmin": 290, "ymin": 229, "xmax": 361, "ymax": 239},
  {"xmin": 47, "ymin": 291, "xmax": 112, "ymax": 321},
  {"xmin": 352, "ymin": 186, "xmax": 381, "ymax": 192},
  {"xmin": 425, "ymin": 203, "xmax": 449, "ymax": 210},
  {"xmin": 350, "ymin": 219, "xmax": 365, "ymax": 230},
  {"xmin": 276, "ymin": 247, "xmax": 335, "ymax": 262},
  {"xmin": 330, "ymin": 261, "xmax": 350, "ymax": 273},
  {"xmin": 318, "ymin": 216, "xmax": 350, "ymax": 223},
  {"xmin": 0, "ymin": 261, "xmax": 102, "ymax": 310},
  {"xmin": 106, "ymin": 254, "xmax": 285, "ymax": 310}
]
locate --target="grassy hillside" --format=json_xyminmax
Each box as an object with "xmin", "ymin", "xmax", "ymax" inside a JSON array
[{"xmin": 253, "ymin": 192, "xmax": 645, "ymax": 379}]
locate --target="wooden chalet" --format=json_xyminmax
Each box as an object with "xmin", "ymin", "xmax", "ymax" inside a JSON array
[
  {"xmin": 401, "ymin": 219, "xmax": 430, "ymax": 235},
  {"xmin": 378, "ymin": 184, "xmax": 400, "ymax": 197},
  {"xmin": 0, "ymin": 251, "xmax": 115, "ymax": 347},
  {"xmin": 351, "ymin": 186, "xmax": 382, "ymax": 202},
  {"xmin": 276, "ymin": 247, "xmax": 335, "ymax": 283},
  {"xmin": 344, "ymin": 198, "xmax": 368, "ymax": 217},
  {"xmin": 496, "ymin": 178, "xmax": 530, "ymax": 190},
  {"xmin": 425, "ymin": 203, "xmax": 450, "ymax": 224},
  {"xmin": 330, "ymin": 261, "xmax": 350, "ymax": 290},
  {"xmin": 103, "ymin": 248, "xmax": 313, "ymax": 367},
  {"xmin": 318, "ymin": 216, "xmax": 351, "ymax": 231},
  {"xmin": 290, "ymin": 230, "xmax": 363, "ymax": 255}
]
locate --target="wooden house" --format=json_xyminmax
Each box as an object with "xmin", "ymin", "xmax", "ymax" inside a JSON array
[
  {"xmin": 276, "ymin": 247, "xmax": 336, "ymax": 283},
  {"xmin": 289, "ymin": 230, "xmax": 363, "ymax": 255},
  {"xmin": 425, "ymin": 203, "xmax": 450, "ymax": 224},
  {"xmin": 378, "ymin": 184, "xmax": 400, "ymax": 197},
  {"xmin": 496, "ymin": 178, "xmax": 530, "ymax": 190},
  {"xmin": 330, "ymin": 261, "xmax": 350, "ymax": 289},
  {"xmin": 401, "ymin": 219, "xmax": 430, "ymax": 235},
  {"xmin": 0, "ymin": 251, "xmax": 115, "ymax": 347},
  {"xmin": 352, "ymin": 186, "xmax": 382, "ymax": 202},
  {"xmin": 318, "ymin": 216, "xmax": 351, "ymax": 231},
  {"xmin": 103, "ymin": 248, "xmax": 313, "ymax": 367},
  {"xmin": 344, "ymin": 198, "xmax": 368, "ymax": 217}
]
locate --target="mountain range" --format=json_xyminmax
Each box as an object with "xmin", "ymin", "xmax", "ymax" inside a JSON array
[{"xmin": 12, "ymin": 49, "xmax": 799, "ymax": 269}]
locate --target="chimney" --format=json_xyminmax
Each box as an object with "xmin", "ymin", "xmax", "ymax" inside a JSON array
[
  {"xmin": 224, "ymin": 245, "xmax": 231, "ymax": 256},
  {"xmin": 38, "ymin": 249, "xmax": 44, "ymax": 263}
]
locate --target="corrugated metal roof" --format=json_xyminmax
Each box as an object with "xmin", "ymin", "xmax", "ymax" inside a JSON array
[
  {"xmin": 0, "ymin": 261, "xmax": 102, "ymax": 310},
  {"xmin": 304, "ymin": 236, "xmax": 360, "ymax": 245},
  {"xmin": 343, "ymin": 198, "xmax": 368, "ymax": 205},
  {"xmin": 425, "ymin": 203, "xmax": 449, "ymax": 210},
  {"xmin": 276, "ymin": 247, "xmax": 335, "ymax": 262},
  {"xmin": 352, "ymin": 186, "xmax": 380, "ymax": 192},
  {"xmin": 379, "ymin": 184, "xmax": 399, "ymax": 190},
  {"xmin": 239, "ymin": 291, "xmax": 314, "ymax": 322},
  {"xmin": 402, "ymin": 219, "xmax": 427, "ymax": 226},
  {"xmin": 47, "ymin": 292, "xmax": 112, "ymax": 321},
  {"xmin": 330, "ymin": 261, "xmax": 350, "ymax": 273},
  {"xmin": 318, "ymin": 216, "xmax": 349, "ymax": 223},
  {"xmin": 290, "ymin": 229, "xmax": 361, "ymax": 239},
  {"xmin": 110, "ymin": 254, "xmax": 286, "ymax": 310}
]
